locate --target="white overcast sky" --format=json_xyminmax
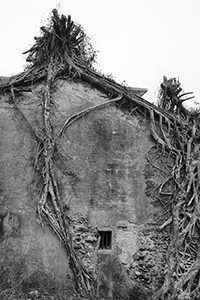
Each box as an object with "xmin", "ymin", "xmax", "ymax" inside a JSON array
[{"xmin": 0, "ymin": 0, "xmax": 199, "ymax": 106}]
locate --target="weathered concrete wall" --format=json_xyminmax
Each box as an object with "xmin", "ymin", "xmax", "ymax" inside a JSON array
[{"xmin": 0, "ymin": 79, "xmax": 167, "ymax": 299}]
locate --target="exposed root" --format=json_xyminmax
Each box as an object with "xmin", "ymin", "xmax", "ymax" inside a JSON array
[
  {"xmin": 35, "ymin": 62, "xmax": 97, "ymax": 298},
  {"xmin": 57, "ymin": 94, "xmax": 123, "ymax": 138}
]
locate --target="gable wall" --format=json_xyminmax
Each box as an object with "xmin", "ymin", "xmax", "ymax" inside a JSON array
[{"xmin": 0, "ymin": 79, "xmax": 167, "ymax": 299}]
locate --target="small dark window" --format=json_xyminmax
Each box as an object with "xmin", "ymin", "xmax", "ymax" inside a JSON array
[{"xmin": 98, "ymin": 231, "xmax": 112, "ymax": 249}]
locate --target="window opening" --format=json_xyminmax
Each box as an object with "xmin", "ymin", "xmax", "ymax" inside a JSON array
[{"xmin": 98, "ymin": 231, "xmax": 112, "ymax": 249}]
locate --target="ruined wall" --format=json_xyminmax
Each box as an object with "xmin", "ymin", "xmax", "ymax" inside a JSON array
[{"xmin": 0, "ymin": 79, "xmax": 168, "ymax": 299}]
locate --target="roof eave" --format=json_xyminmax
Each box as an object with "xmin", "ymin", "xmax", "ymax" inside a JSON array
[{"xmin": 130, "ymin": 88, "xmax": 147, "ymax": 97}]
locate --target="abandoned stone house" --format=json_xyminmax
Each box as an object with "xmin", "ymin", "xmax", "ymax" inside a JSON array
[{"xmin": 0, "ymin": 9, "xmax": 190, "ymax": 300}]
